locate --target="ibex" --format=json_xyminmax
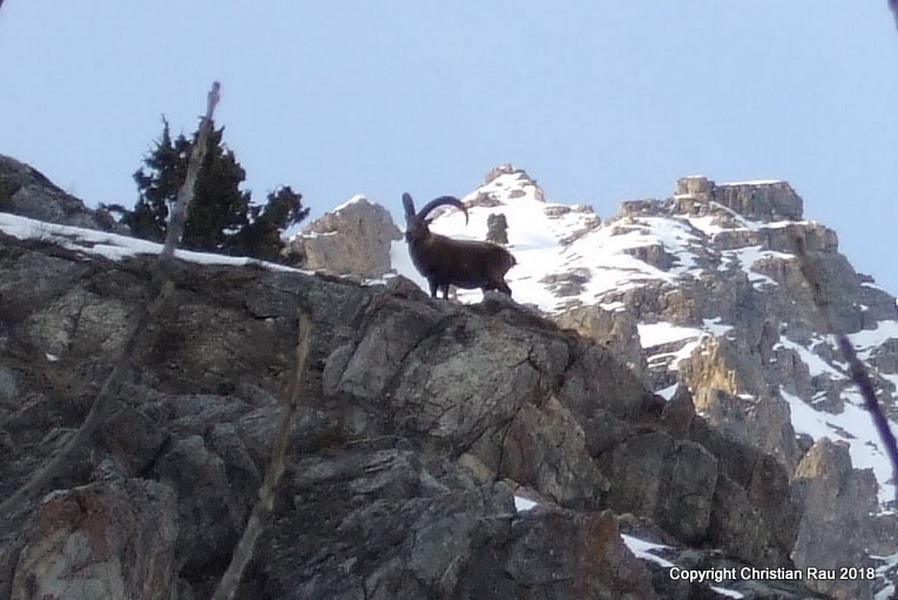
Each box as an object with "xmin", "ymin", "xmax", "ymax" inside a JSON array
[{"xmin": 402, "ymin": 193, "xmax": 516, "ymax": 299}]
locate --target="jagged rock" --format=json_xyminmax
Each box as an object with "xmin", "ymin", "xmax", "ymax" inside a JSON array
[
  {"xmin": 675, "ymin": 176, "xmax": 803, "ymax": 221},
  {"xmin": 689, "ymin": 418, "xmax": 800, "ymax": 562},
  {"xmin": 480, "ymin": 164, "xmax": 546, "ymax": 202},
  {"xmin": 483, "ymin": 164, "xmax": 518, "ymax": 185},
  {"xmin": 466, "ymin": 191, "xmax": 502, "ymax": 208},
  {"xmin": 485, "ymin": 212, "xmax": 508, "ymax": 244},
  {"xmin": 0, "ymin": 154, "xmax": 122, "ymax": 232},
  {"xmin": 10, "ymin": 479, "xmax": 177, "ymax": 600},
  {"xmin": 460, "ymin": 509, "xmax": 658, "ymax": 600},
  {"xmin": 620, "ymin": 198, "xmax": 663, "ymax": 217},
  {"xmin": 791, "ymin": 438, "xmax": 880, "ymax": 600},
  {"xmin": 287, "ymin": 196, "xmax": 401, "ymax": 277},
  {"xmin": 390, "ymin": 312, "xmax": 545, "ymax": 448},
  {"xmin": 256, "ymin": 447, "xmax": 513, "ymax": 599},
  {"xmin": 675, "ymin": 176, "xmax": 714, "ymax": 199},
  {"xmin": 553, "ymin": 305, "xmax": 647, "ymax": 382},
  {"xmin": 539, "ymin": 268, "xmax": 591, "ymax": 298},
  {"xmin": 623, "ymin": 243, "xmax": 676, "ymax": 271},
  {"xmin": 469, "ymin": 396, "xmax": 609, "ymax": 508},
  {"xmin": 679, "ymin": 336, "xmax": 802, "ymax": 469},
  {"xmin": 597, "ymin": 430, "xmax": 718, "ymax": 544},
  {"xmin": 660, "ymin": 385, "xmax": 695, "ymax": 438},
  {"xmin": 715, "ymin": 181, "xmax": 803, "ymax": 221}
]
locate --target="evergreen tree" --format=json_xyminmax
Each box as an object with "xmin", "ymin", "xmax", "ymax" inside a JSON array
[
  {"xmin": 231, "ymin": 186, "xmax": 309, "ymax": 261},
  {"xmin": 121, "ymin": 117, "xmax": 307, "ymax": 260},
  {"xmin": 128, "ymin": 118, "xmax": 185, "ymax": 242}
]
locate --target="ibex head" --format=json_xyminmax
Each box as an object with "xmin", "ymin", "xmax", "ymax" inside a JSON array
[{"xmin": 402, "ymin": 193, "xmax": 469, "ymax": 244}]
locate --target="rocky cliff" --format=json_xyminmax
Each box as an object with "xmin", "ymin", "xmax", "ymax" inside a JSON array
[{"xmin": 0, "ymin": 158, "xmax": 895, "ymax": 599}]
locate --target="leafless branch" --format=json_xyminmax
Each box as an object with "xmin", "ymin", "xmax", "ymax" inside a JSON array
[
  {"xmin": 794, "ymin": 235, "xmax": 898, "ymax": 506},
  {"xmin": 211, "ymin": 308, "xmax": 313, "ymax": 600},
  {"xmin": 161, "ymin": 81, "xmax": 220, "ymax": 262}
]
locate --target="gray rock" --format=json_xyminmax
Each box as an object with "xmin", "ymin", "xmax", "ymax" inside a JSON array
[
  {"xmin": 461, "ymin": 509, "xmax": 658, "ymax": 599},
  {"xmin": 10, "ymin": 479, "xmax": 177, "ymax": 600},
  {"xmin": 0, "ymin": 154, "xmax": 121, "ymax": 231},
  {"xmin": 554, "ymin": 304, "xmax": 648, "ymax": 382},
  {"xmin": 485, "ymin": 212, "xmax": 509, "ymax": 244},
  {"xmin": 599, "ymin": 431, "xmax": 718, "ymax": 543},
  {"xmin": 791, "ymin": 438, "xmax": 880, "ymax": 600},
  {"xmin": 288, "ymin": 196, "xmax": 401, "ymax": 277}
]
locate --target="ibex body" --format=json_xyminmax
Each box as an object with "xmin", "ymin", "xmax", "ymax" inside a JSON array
[{"xmin": 402, "ymin": 193, "xmax": 516, "ymax": 299}]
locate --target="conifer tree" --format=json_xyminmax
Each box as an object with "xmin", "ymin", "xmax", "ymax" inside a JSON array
[
  {"xmin": 231, "ymin": 186, "xmax": 309, "ymax": 260},
  {"xmin": 118, "ymin": 117, "xmax": 308, "ymax": 260}
]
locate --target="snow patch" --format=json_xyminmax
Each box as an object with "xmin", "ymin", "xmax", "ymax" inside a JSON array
[
  {"xmin": 514, "ymin": 496, "xmax": 538, "ymax": 512},
  {"xmin": 332, "ymin": 193, "xmax": 368, "ymax": 213},
  {"xmin": 849, "ymin": 321, "xmax": 898, "ymax": 361},
  {"xmin": 620, "ymin": 534, "xmax": 674, "ymax": 568},
  {"xmin": 0, "ymin": 212, "xmax": 309, "ymax": 273},
  {"xmin": 720, "ymin": 179, "xmax": 784, "ymax": 186},
  {"xmin": 638, "ymin": 323, "xmax": 703, "ymax": 348}
]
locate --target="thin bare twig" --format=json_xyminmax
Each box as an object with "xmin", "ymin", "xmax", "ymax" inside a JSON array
[
  {"xmin": 794, "ymin": 235, "xmax": 898, "ymax": 506},
  {"xmin": 211, "ymin": 308, "xmax": 313, "ymax": 600},
  {"xmin": 0, "ymin": 82, "xmax": 222, "ymax": 518}
]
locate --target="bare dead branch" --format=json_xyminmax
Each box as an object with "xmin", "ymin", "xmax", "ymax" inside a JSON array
[
  {"xmin": 162, "ymin": 81, "xmax": 221, "ymax": 262},
  {"xmin": 0, "ymin": 83, "xmax": 222, "ymax": 518},
  {"xmin": 211, "ymin": 308, "xmax": 313, "ymax": 600},
  {"xmin": 794, "ymin": 235, "xmax": 898, "ymax": 506}
]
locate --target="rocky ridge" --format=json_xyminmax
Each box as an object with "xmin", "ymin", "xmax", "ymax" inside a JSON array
[
  {"xmin": 390, "ymin": 166, "xmax": 898, "ymax": 598},
  {"xmin": 0, "ymin": 157, "xmax": 895, "ymax": 598}
]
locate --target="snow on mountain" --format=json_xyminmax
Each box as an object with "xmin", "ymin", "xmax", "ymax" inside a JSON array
[{"xmin": 394, "ymin": 165, "xmax": 898, "ymax": 515}]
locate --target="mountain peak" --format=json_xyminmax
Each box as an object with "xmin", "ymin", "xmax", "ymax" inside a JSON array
[{"xmin": 468, "ymin": 164, "xmax": 546, "ymax": 206}]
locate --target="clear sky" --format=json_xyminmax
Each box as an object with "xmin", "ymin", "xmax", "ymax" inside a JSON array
[{"xmin": 2, "ymin": 3, "xmax": 898, "ymax": 292}]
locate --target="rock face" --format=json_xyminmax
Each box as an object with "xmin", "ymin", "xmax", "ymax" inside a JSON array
[
  {"xmin": 552, "ymin": 305, "xmax": 648, "ymax": 383},
  {"xmin": 0, "ymin": 154, "xmax": 120, "ymax": 232},
  {"xmin": 286, "ymin": 195, "xmax": 401, "ymax": 277},
  {"xmin": 10, "ymin": 479, "xmax": 177, "ymax": 600},
  {"xmin": 791, "ymin": 438, "xmax": 880, "ymax": 599},
  {"xmin": 0, "ymin": 224, "xmax": 819, "ymax": 599},
  {"xmin": 1, "ymin": 160, "xmax": 893, "ymax": 599}
]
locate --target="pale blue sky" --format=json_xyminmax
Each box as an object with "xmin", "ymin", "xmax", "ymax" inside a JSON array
[{"xmin": 2, "ymin": 3, "xmax": 897, "ymax": 291}]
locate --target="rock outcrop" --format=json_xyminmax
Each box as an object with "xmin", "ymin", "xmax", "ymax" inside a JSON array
[
  {"xmin": 791, "ymin": 438, "xmax": 880, "ymax": 599},
  {"xmin": 1, "ymin": 158, "xmax": 894, "ymax": 599},
  {"xmin": 0, "ymin": 154, "xmax": 120, "ymax": 232},
  {"xmin": 0, "ymin": 225, "xmax": 820, "ymax": 599},
  {"xmin": 285, "ymin": 195, "xmax": 401, "ymax": 277}
]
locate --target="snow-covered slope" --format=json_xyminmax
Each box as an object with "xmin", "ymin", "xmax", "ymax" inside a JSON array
[{"xmin": 394, "ymin": 165, "xmax": 898, "ymax": 514}]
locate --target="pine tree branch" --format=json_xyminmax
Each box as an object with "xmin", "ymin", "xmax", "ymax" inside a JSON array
[
  {"xmin": 211, "ymin": 308, "xmax": 313, "ymax": 600},
  {"xmin": 793, "ymin": 235, "xmax": 898, "ymax": 506},
  {"xmin": 0, "ymin": 82, "xmax": 222, "ymax": 518}
]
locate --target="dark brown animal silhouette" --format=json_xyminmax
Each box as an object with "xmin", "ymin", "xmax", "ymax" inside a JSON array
[{"xmin": 402, "ymin": 193, "xmax": 516, "ymax": 299}]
